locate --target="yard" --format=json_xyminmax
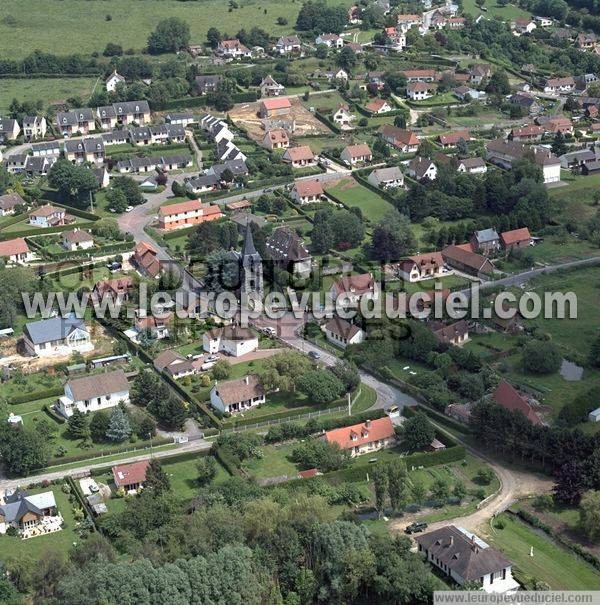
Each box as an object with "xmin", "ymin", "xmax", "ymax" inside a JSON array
[
  {"xmin": 0, "ymin": 77, "xmax": 99, "ymax": 112},
  {"xmin": 0, "ymin": 483, "xmax": 83, "ymax": 560},
  {"xmin": 325, "ymin": 177, "xmax": 395, "ymax": 224},
  {"xmin": 460, "ymin": 0, "xmax": 530, "ymax": 20},
  {"xmin": 550, "ymin": 171, "xmax": 600, "ymax": 205},
  {"xmin": 485, "ymin": 513, "xmax": 600, "ymax": 589}
]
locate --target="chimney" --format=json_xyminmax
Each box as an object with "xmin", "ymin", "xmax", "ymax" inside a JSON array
[
  {"xmin": 365, "ymin": 419, "xmax": 371, "ymax": 428},
  {"xmin": 244, "ymin": 375, "xmax": 249, "ymax": 385},
  {"xmin": 449, "ymin": 536, "xmax": 454, "ymax": 546}
]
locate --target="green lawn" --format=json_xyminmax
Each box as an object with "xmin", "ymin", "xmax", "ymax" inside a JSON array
[
  {"xmin": 487, "ymin": 513, "xmax": 600, "ymax": 589},
  {"xmin": 0, "ymin": 77, "xmax": 99, "ymax": 111},
  {"xmin": 550, "ymin": 172, "xmax": 600, "ymax": 205},
  {"xmin": 161, "ymin": 455, "xmax": 230, "ymax": 498},
  {"xmin": 461, "ymin": 0, "xmax": 529, "ymax": 20},
  {"xmin": 0, "ymin": 484, "xmax": 83, "ymax": 559},
  {"xmin": 0, "ymin": 0, "xmax": 350, "ymax": 58},
  {"xmin": 0, "ymin": 372, "xmax": 62, "ymax": 400},
  {"xmin": 325, "ymin": 177, "xmax": 394, "ymax": 223}
]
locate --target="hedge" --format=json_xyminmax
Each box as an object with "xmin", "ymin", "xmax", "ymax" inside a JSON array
[
  {"xmin": 43, "ymin": 241, "xmax": 133, "ymax": 261},
  {"xmin": 47, "ymin": 436, "xmax": 173, "ymax": 467},
  {"xmin": 67, "ymin": 475, "xmax": 99, "ymax": 528},
  {"xmin": 0, "ymin": 212, "xmax": 29, "ymax": 230},
  {"xmin": 402, "ymin": 402, "xmax": 471, "ymax": 434},
  {"xmin": 0, "ymin": 221, "xmax": 97, "ymax": 240},
  {"xmin": 43, "ymin": 403, "xmax": 66, "ymax": 424},
  {"xmin": 213, "ymin": 444, "xmax": 242, "ymax": 477},
  {"xmin": 10, "ymin": 386, "xmax": 64, "ymax": 405},
  {"xmin": 50, "ymin": 202, "xmax": 100, "ymax": 222},
  {"xmin": 42, "ymin": 260, "xmax": 105, "ymax": 280},
  {"xmin": 163, "ymin": 225, "xmax": 197, "ymax": 241},
  {"xmin": 314, "ymin": 111, "xmax": 341, "ymax": 134},
  {"xmin": 353, "ymin": 172, "xmax": 398, "ymax": 206}
]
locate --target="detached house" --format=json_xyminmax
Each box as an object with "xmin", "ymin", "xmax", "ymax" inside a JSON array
[
  {"xmin": 397, "ymin": 14, "xmax": 422, "ymax": 28},
  {"xmin": 22, "ymin": 315, "xmax": 92, "ymax": 357},
  {"xmin": 509, "ymin": 124, "xmax": 544, "ymax": 142},
  {"xmin": 0, "ymin": 192, "xmax": 25, "ymax": 216},
  {"xmin": 316, "ymin": 33, "xmax": 343, "ymax": 48},
  {"xmin": 265, "ymin": 226, "xmax": 312, "ymax": 277},
  {"xmin": 132, "ymin": 241, "xmax": 161, "ymax": 278},
  {"xmin": 365, "ymin": 99, "xmax": 392, "ymax": 114},
  {"xmin": 407, "ymin": 81, "xmax": 436, "ymax": 100},
  {"xmin": 407, "ymin": 157, "xmax": 437, "ymax": 181},
  {"xmin": 275, "ymin": 35, "xmax": 302, "ymax": 55},
  {"xmin": 93, "ymin": 277, "xmax": 135, "ymax": 301},
  {"xmin": 154, "ymin": 349, "xmax": 196, "ymax": 380},
  {"xmin": 512, "ymin": 18, "xmax": 536, "ymax": 35},
  {"xmin": 112, "ymin": 460, "xmax": 150, "ymax": 493},
  {"xmin": 260, "ymin": 74, "xmax": 285, "ymax": 97},
  {"xmin": 57, "ymin": 369, "xmax": 130, "ymax": 418},
  {"xmin": 28, "ymin": 205, "xmax": 67, "ymax": 228},
  {"xmin": 292, "ymin": 179, "xmax": 324, "ymax": 204},
  {"xmin": 282, "ymin": 145, "xmax": 316, "ymax": 167},
  {"xmin": 158, "ymin": 199, "xmax": 222, "ymax": 230},
  {"xmin": 331, "ymin": 273, "xmax": 378, "ymax": 306},
  {"xmin": 471, "ymin": 228, "xmax": 500, "ymax": 255},
  {"xmin": 0, "ymin": 491, "xmax": 59, "ymax": 535},
  {"xmin": 259, "ymin": 97, "xmax": 292, "ymax": 118},
  {"xmin": 379, "ymin": 125, "xmax": 419, "ymax": 152},
  {"xmin": 324, "ymin": 316, "xmax": 365, "ymax": 349},
  {"xmin": 196, "ymin": 74, "xmax": 222, "ymax": 95},
  {"xmin": 203, "ymin": 325, "xmax": 259, "ymax": 357},
  {"xmin": 492, "ymin": 379, "xmax": 542, "ymax": 425},
  {"xmin": 62, "ymin": 229, "xmax": 94, "ymax": 251},
  {"xmin": 0, "ymin": 237, "xmax": 33, "ymax": 264},
  {"xmin": 428, "ymin": 320, "xmax": 469, "ymax": 346},
  {"xmin": 134, "ymin": 312, "xmax": 172, "ymax": 340},
  {"xmin": 333, "ymin": 104, "xmax": 354, "ymax": 128},
  {"xmin": 262, "ymin": 128, "xmax": 290, "ymax": 150},
  {"xmin": 368, "ymin": 166, "xmax": 404, "ymax": 188},
  {"xmin": 437, "ymin": 130, "xmax": 471, "ymax": 148},
  {"xmin": 500, "ymin": 227, "xmax": 532, "ymax": 252},
  {"xmin": 210, "ymin": 374, "xmax": 266, "ymax": 414},
  {"xmin": 576, "ymin": 32, "xmax": 597, "ymax": 50},
  {"xmin": 217, "ymin": 39, "xmax": 252, "ymax": 59},
  {"xmin": 340, "ymin": 143, "xmax": 372, "ymax": 166},
  {"xmin": 468, "ymin": 63, "xmax": 492, "ymax": 85},
  {"xmin": 442, "ymin": 245, "xmax": 495, "ymax": 279},
  {"xmin": 416, "ymin": 526, "xmax": 519, "ymax": 593},
  {"xmin": 324, "ymin": 417, "xmax": 396, "ymax": 457},
  {"xmin": 543, "ymin": 76, "xmax": 576, "ymax": 94},
  {"xmin": 397, "ymin": 251, "xmax": 449, "ymax": 282},
  {"xmin": 105, "ymin": 70, "xmax": 125, "ymax": 92},
  {"xmin": 457, "ymin": 157, "xmax": 487, "ymax": 174}
]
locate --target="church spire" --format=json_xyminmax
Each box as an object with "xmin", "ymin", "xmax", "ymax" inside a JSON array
[{"xmin": 242, "ymin": 219, "xmax": 258, "ymax": 257}]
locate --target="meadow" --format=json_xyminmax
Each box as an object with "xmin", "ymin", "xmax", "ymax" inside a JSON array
[
  {"xmin": 0, "ymin": 0, "xmax": 351, "ymax": 59},
  {"xmin": 0, "ymin": 77, "xmax": 99, "ymax": 111},
  {"xmin": 325, "ymin": 177, "xmax": 395, "ymax": 223}
]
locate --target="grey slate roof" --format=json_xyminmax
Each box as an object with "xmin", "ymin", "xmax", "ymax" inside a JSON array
[
  {"xmin": 474, "ymin": 228, "xmax": 499, "ymax": 243},
  {"xmin": 112, "ymin": 100, "xmax": 150, "ymax": 116},
  {"xmin": 23, "ymin": 315, "xmax": 88, "ymax": 345}
]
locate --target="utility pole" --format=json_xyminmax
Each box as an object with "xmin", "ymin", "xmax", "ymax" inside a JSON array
[
  {"xmin": 348, "ymin": 392, "xmax": 351, "ymax": 416},
  {"xmin": 89, "ymin": 190, "xmax": 94, "ymax": 213}
]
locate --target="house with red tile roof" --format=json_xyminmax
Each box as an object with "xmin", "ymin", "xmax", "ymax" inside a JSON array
[
  {"xmin": 397, "ymin": 252, "xmax": 450, "ymax": 282},
  {"xmin": 379, "ymin": 125, "xmax": 419, "ymax": 152},
  {"xmin": 437, "ymin": 129, "xmax": 471, "ymax": 148},
  {"xmin": 113, "ymin": 460, "xmax": 150, "ymax": 493},
  {"xmin": 365, "ymin": 98, "xmax": 392, "ymax": 114},
  {"xmin": 340, "ymin": 143, "xmax": 372, "ymax": 166},
  {"xmin": 282, "ymin": 145, "xmax": 316, "ymax": 168},
  {"xmin": 261, "ymin": 128, "xmax": 289, "ymax": 150},
  {"xmin": 492, "ymin": 380, "xmax": 542, "ymax": 425},
  {"xmin": 500, "ymin": 227, "xmax": 531, "ymax": 252},
  {"xmin": 324, "ymin": 416, "xmax": 396, "ymax": 457},
  {"xmin": 132, "ymin": 242, "xmax": 161, "ymax": 278},
  {"xmin": 331, "ymin": 273, "xmax": 378, "ymax": 305},
  {"xmin": 93, "ymin": 276, "xmax": 135, "ymax": 301},
  {"xmin": 291, "ymin": 179, "xmax": 324, "ymax": 204},
  {"xmin": 0, "ymin": 237, "xmax": 32, "ymax": 263},
  {"xmin": 158, "ymin": 199, "xmax": 222, "ymax": 231},
  {"xmin": 259, "ymin": 97, "xmax": 292, "ymax": 118}
]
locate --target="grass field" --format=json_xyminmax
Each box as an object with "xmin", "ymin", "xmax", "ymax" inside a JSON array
[
  {"xmin": 486, "ymin": 513, "xmax": 600, "ymax": 589},
  {"xmin": 550, "ymin": 172, "xmax": 600, "ymax": 205},
  {"xmin": 461, "ymin": 0, "xmax": 529, "ymax": 20},
  {"xmin": 0, "ymin": 0, "xmax": 350, "ymax": 59},
  {"xmin": 325, "ymin": 177, "xmax": 394, "ymax": 223},
  {"xmin": 0, "ymin": 77, "xmax": 99, "ymax": 111}
]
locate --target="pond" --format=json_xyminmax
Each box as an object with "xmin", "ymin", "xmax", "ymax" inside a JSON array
[{"xmin": 559, "ymin": 359, "xmax": 584, "ymax": 381}]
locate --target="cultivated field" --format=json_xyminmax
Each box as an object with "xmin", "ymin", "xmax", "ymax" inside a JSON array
[{"xmin": 0, "ymin": 0, "xmax": 351, "ymax": 59}]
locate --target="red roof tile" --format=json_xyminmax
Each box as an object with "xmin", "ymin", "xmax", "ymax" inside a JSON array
[{"xmin": 325, "ymin": 416, "xmax": 395, "ymax": 450}]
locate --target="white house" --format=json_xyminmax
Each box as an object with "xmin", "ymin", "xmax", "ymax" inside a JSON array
[
  {"xmin": 57, "ymin": 369, "xmax": 130, "ymax": 418},
  {"xmin": 106, "ymin": 70, "xmax": 126, "ymax": 92},
  {"xmin": 324, "ymin": 317, "xmax": 365, "ymax": 349},
  {"xmin": 407, "ymin": 82, "xmax": 435, "ymax": 100},
  {"xmin": 333, "ymin": 104, "xmax": 354, "ymax": 128},
  {"xmin": 416, "ymin": 526, "xmax": 520, "ymax": 594},
  {"xmin": 397, "ymin": 252, "xmax": 451, "ymax": 282},
  {"xmin": 210, "ymin": 375, "xmax": 266, "ymax": 414},
  {"xmin": 367, "ymin": 166, "xmax": 404, "ymax": 188},
  {"xmin": 457, "ymin": 157, "xmax": 487, "ymax": 174},
  {"xmin": 0, "ymin": 491, "xmax": 59, "ymax": 535},
  {"xmin": 331, "ymin": 273, "xmax": 379, "ymax": 306},
  {"xmin": 292, "ymin": 179, "xmax": 324, "ymax": 204},
  {"xmin": 407, "ymin": 157, "xmax": 438, "ymax": 181},
  {"xmin": 589, "ymin": 407, "xmax": 600, "ymax": 422},
  {"xmin": 22, "ymin": 116, "xmax": 47, "ymax": 140},
  {"xmin": 315, "ymin": 33, "xmax": 344, "ymax": 48},
  {"xmin": 61, "ymin": 229, "xmax": 94, "ymax": 251},
  {"xmin": 28, "ymin": 205, "xmax": 66, "ymax": 228},
  {"xmin": 203, "ymin": 325, "xmax": 259, "ymax": 357},
  {"xmin": 22, "ymin": 315, "xmax": 93, "ymax": 357},
  {"xmin": 0, "ymin": 237, "xmax": 33, "ymax": 264},
  {"xmin": 324, "ymin": 416, "xmax": 396, "ymax": 457}
]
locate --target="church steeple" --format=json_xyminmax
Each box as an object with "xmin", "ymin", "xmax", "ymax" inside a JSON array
[{"xmin": 240, "ymin": 219, "xmax": 263, "ymax": 300}]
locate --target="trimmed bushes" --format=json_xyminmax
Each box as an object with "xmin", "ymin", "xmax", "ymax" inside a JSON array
[{"xmin": 11, "ymin": 387, "xmax": 64, "ymax": 405}]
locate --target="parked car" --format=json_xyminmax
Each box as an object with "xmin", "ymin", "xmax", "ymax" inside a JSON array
[
  {"xmin": 201, "ymin": 361, "xmax": 216, "ymax": 371},
  {"xmin": 308, "ymin": 350, "xmax": 321, "ymax": 360},
  {"xmin": 404, "ymin": 522, "xmax": 428, "ymax": 534}
]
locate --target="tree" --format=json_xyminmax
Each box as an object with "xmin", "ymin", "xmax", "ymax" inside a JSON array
[
  {"xmin": 411, "ymin": 479, "xmax": 427, "ymax": 504},
  {"xmin": 295, "ymin": 369, "xmax": 344, "ymax": 403},
  {"xmin": 105, "ymin": 406, "xmax": 132, "ymax": 442},
  {"xmin": 454, "ymin": 480, "xmax": 467, "ymax": 502},
  {"xmin": 369, "ymin": 209, "xmax": 416, "ymax": 261},
  {"xmin": 48, "ymin": 159, "xmax": 98, "ymax": 205},
  {"xmin": 476, "ymin": 467, "xmax": 494, "ymax": 485},
  {"xmin": 431, "ymin": 477, "xmax": 450, "ymax": 501},
  {"xmin": 0, "ymin": 424, "xmax": 50, "ymax": 476},
  {"xmin": 197, "ymin": 456, "xmax": 218, "ymax": 486},
  {"xmin": 67, "ymin": 408, "xmax": 89, "ymax": 441},
  {"xmin": 522, "ymin": 340, "xmax": 561, "ymax": 374},
  {"xmin": 330, "ymin": 361, "xmax": 360, "ymax": 392},
  {"xmin": 486, "ymin": 70, "xmax": 510, "ymax": 95},
  {"xmin": 290, "ymin": 439, "xmax": 350, "ymax": 472},
  {"xmin": 149, "ymin": 394, "xmax": 187, "ymax": 430},
  {"xmin": 212, "ymin": 359, "xmax": 231, "ymax": 380},
  {"xmin": 387, "ymin": 460, "xmax": 408, "ymax": 514},
  {"xmin": 103, "ymin": 42, "xmax": 123, "ymax": 57},
  {"xmin": 337, "ymin": 46, "xmax": 357, "ymax": 72},
  {"xmin": 580, "ymin": 490, "xmax": 600, "ymax": 542},
  {"xmin": 551, "ymin": 131, "xmax": 567, "ymax": 156},
  {"xmin": 89, "ymin": 410, "xmax": 110, "ymax": 442},
  {"xmin": 206, "ymin": 27, "xmax": 222, "ymax": 48},
  {"xmin": 148, "ymin": 18, "xmax": 190, "ymax": 54},
  {"xmin": 130, "ymin": 371, "xmax": 162, "ymax": 407},
  {"xmin": 402, "ymin": 412, "xmax": 435, "ymax": 451},
  {"xmin": 106, "ymin": 187, "xmax": 128, "ymax": 213},
  {"xmin": 554, "ymin": 461, "xmax": 584, "ymax": 505},
  {"xmin": 372, "ymin": 463, "xmax": 389, "ymax": 517},
  {"xmin": 145, "ymin": 458, "xmax": 171, "ymax": 495}
]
